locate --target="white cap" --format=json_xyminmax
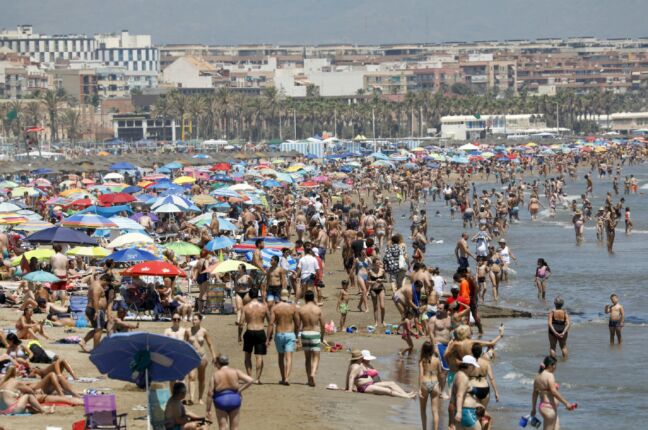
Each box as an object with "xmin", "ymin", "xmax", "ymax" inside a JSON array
[
  {"xmin": 461, "ymin": 355, "xmax": 481, "ymax": 368},
  {"xmin": 361, "ymin": 350, "xmax": 376, "ymax": 361},
  {"xmin": 312, "ymin": 248, "xmax": 319, "ymax": 256}
]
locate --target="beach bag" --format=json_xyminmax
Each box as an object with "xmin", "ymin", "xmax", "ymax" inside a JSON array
[{"xmin": 383, "ymin": 245, "xmax": 400, "ymax": 274}]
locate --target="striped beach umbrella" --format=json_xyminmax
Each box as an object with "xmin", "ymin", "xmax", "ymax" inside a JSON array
[{"xmin": 61, "ymin": 213, "xmax": 118, "ymax": 229}]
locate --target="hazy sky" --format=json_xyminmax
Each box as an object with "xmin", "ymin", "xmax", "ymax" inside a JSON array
[{"xmin": 1, "ymin": 0, "xmax": 647, "ymax": 45}]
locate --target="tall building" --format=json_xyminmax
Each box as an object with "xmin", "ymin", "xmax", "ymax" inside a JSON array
[
  {"xmin": 95, "ymin": 31, "xmax": 159, "ymax": 73},
  {"xmin": 0, "ymin": 25, "xmax": 95, "ymax": 64}
]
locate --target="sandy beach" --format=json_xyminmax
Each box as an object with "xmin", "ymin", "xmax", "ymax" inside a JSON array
[{"xmin": 1, "ymin": 232, "xmax": 520, "ymax": 430}]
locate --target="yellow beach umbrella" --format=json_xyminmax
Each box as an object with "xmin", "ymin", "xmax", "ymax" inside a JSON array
[
  {"xmin": 11, "ymin": 248, "xmax": 55, "ymax": 266},
  {"xmin": 173, "ymin": 176, "xmax": 196, "ymax": 185},
  {"xmin": 61, "ymin": 188, "xmax": 86, "ymax": 197},
  {"xmin": 66, "ymin": 246, "xmax": 111, "ymax": 258}
]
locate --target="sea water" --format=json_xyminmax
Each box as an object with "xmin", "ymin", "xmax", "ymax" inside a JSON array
[{"xmin": 385, "ymin": 164, "xmax": 648, "ymax": 429}]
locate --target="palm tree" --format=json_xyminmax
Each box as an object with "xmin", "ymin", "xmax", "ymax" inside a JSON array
[
  {"xmin": 187, "ymin": 95, "xmax": 207, "ymax": 140},
  {"xmin": 168, "ymin": 91, "xmax": 190, "ymax": 141},
  {"xmin": 151, "ymin": 94, "xmax": 172, "ymax": 141},
  {"xmin": 41, "ymin": 89, "xmax": 67, "ymax": 143},
  {"xmin": 214, "ymin": 87, "xmax": 231, "ymax": 139},
  {"xmin": 61, "ymin": 109, "xmax": 82, "ymax": 144},
  {"xmin": 262, "ymin": 86, "xmax": 281, "ymax": 140}
]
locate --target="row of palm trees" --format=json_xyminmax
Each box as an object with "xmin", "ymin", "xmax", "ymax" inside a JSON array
[
  {"xmin": 151, "ymin": 86, "xmax": 648, "ymax": 142},
  {"xmin": 3, "ymin": 86, "xmax": 648, "ymax": 145},
  {"xmin": 0, "ymin": 89, "xmax": 82, "ymax": 145}
]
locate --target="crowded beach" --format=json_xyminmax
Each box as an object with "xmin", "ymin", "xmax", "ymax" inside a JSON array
[{"xmin": 0, "ymin": 135, "xmax": 641, "ymax": 430}]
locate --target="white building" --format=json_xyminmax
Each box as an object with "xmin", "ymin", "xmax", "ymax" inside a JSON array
[
  {"xmin": 162, "ymin": 56, "xmax": 220, "ymax": 89},
  {"xmin": 441, "ymin": 114, "xmax": 548, "ymax": 140},
  {"xmin": 0, "ymin": 25, "xmax": 95, "ymax": 64},
  {"xmin": 610, "ymin": 112, "xmax": 648, "ymax": 134}
]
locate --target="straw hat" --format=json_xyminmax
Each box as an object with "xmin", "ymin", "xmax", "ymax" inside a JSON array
[{"xmin": 350, "ymin": 349, "xmax": 363, "ymax": 361}]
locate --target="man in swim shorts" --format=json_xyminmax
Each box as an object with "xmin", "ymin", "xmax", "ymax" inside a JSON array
[
  {"xmin": 267, "ymin": 290, "xmax": 299, "ymax": 385},
  {"xmin": 428, "ymin": 303, "xmax": 452, "ymax": 397},
  {"xmin": 242, "ymin": 289, "xmax": 269, "ymax": 384},
  {"xmin": 297, "ymin": 290, "xmax": 325, "ymax": 387}
]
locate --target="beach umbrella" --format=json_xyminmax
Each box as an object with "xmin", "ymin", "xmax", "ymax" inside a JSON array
[
  {"xmin": 99, "ymin": 193, "xmax": 136, "ymax": 205},
  {"xmin": 0, "ymin": 215, "xmax": 27, "ymax": 225},
  {"xmin": 192, "ymin": 154, "xmax": 210, "ymax": 159},
  {"xmin": 103, "ymin": 172, "xmax": 124, "ymax": 181},
  {"xmin": 10, "ymin": 248, "xmax": 55, "ymax": 266},
  {"xmin": 122, "ymin": 261, "xmax": 187, "ymax": 277},
  {"xmin": 369, "ymin": 152, "xmax": 390, "ymax": 160},
  {"xmin": 67, "ymin": 198, "xmax": 94, "ymax": 208},
  {"xmin": 105, "ymin": 247, "xmax": 161, "ymax": 263},
  {"xmin": 26, "ymin": 226, "xmax": 97, "ymax": 245},
  {"xmin": 107, "ymin": 232, "xmax": 154, "ymax": 248},
  {"xmin": 246, "ymin": 248, "xmax": 296, "ymax": 270},
  {"xmin": 262, "ymin": 179, "xmax": 282, "ymax": 188},
  {"xmin": 122, "ymin": 186, "xmax": 142, "ymax": 194},
  {"xmin": 60, "ymin": 188, "xmax": 85, "ymax": 198},
  {"xmin": 459, "ymin": 143, "xmax": 479, "ymax": 151},
  {"xmin": 31, "ymin": 178, "xmax": 52, "ymax": 188},
  {"xmin": 151, "ymin": 195, "xmax": 194, "ymax": 211},
  {"xmin": 211, "ymin": 188, "xmax": 241, "ymax": 198},
  {"xmin": 13, "ymin": 219, "xmax": 54, "ymax": 232},
  {"xmin": 31, "ymin": 168, "xmax": 54, "ymax": 175},
  {"xmin": 12, "ymin": 186, "xmax": 40, "ymax": 197},
  {"xmin": 66, "ymin": 246, "xmax": 111, "ymax": 258},
  {"xmin": 192, "ymin": 195, "xmax": 217, "ymax": 205},
  {"xmin": 90, "ymin": 332, "xmax": 200, "ymax": 430},
  {"xmin": 61, "ymin": 213, "xmax": 118, "ymax": 229},
  {"xmin": 110, "ymin": 162, "xmax": 137, "ymax": 170},
  {"xmin": 211, "ymin": 174, "xmax": 233, "ymax": 182},
  {"xmin": 228, "ymin": 183, "xmax": 257, "ymax": 192},
  {"xmin": 207, "ymin": 260, "xmax": 259, "ymax": 274},
  {"xmin": 162, "ymin": 162, "xmax": 183, "ymax": 170},
  {"xmin": 0, "ymin": 180, "xmax": 19, "ymax": 188},
  {"xmin": 152, "ymin": 203, "xmax": 184, "ymax": 214},
  {"xmin": 110, "ymin": 216, "xmax": 146, "ymax": 231},
  {"xmin": 163, "ymin": 241, "xmax": 201, "ymax": 256},
  {"xmin": 204, "ymin": 236, "xmax": 235, "ymax": 251},
  {"xmin": 298, "ymin": 180, "xmax": 318, "ymax": 188},
  {"xmin": 22, "ymin": 270, "xmax": 60, "ymax": 283},
  {"xmin": 172, "ymin": 176, "xmax": 196, "ymax": 185},
  {"xmin": 210, "ymin": 162, "xmax": 231, "ymax": 171}
]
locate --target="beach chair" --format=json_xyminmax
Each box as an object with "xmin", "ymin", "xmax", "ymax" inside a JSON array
[
  {"xmin": 83, "ymin": 394, "xmax": 127, "ymax": 430},
  {"xmin": 148, "ymin": 387, "xmax": 170, "ymax": 430}
]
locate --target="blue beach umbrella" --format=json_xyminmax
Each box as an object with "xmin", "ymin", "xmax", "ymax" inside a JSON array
[
  {"xmin": 110, "ymin": 162, "xmax": 136, "ymax": 171},
  {"xmin": 105, "ymin": 247, "xmax": 160, "ymax": 263},
  {"xmin": 26, "ymin": 226, "xmax": 98, "ymax": 245},
  {"xmin": 22, "ymin": 270, "xmax": 60, "ymax": 283},
  {"xmin": 90, "ymin": 332, "xmax": 201, "ymax": 430},
  {"xmin": 204, "ymin": 236, "xmax": 236, "ymax": 251}
]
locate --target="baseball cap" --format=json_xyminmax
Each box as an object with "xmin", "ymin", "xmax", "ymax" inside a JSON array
[{"xmin": 461, "ymin": 355, "xmax": 481, "ymax": 368}]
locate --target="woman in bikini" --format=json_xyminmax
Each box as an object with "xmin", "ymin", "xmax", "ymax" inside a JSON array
[
  {"xmin": 346, "ymin": 350, "xmax": 415, "ymax": 399},
  {"xmin": 471, "ymin": 344, "xmax": 500, "ymax": 409},
  {"xmin": 233, "ymin": 265, "xmax": 253, "ymax": 341},
  {"xmin": 418, "ymin": 341, "xmax": 443, "ymax": 430},
  {"xmin": 325, "ymin": 215, "xmax": 340, "ymax": 254},
  {"xmin": 548, "ymin": 296, "xmax": 570, "ymax": 360},
  {"xmin": 531, "ymin": 356, "xmax": 576, "ymax": 430},
  {"xmin": 193, "ymin": 250, "xmax": 211, "ymax": 314},
  {"xmin": 367, "ymin": 257, "xmax": 386, "ymax": 327},
  {"xmin": 486, "ymin": 247, "xmax": 501, "ymax": 301},
  {"xmin": 15, "ymin": 306, "xmax": 49, "ymax": 340},
  {"xmin": 353, "ymin": 251, "xmax": 370, "ymax": 313},
  {"xmin": 535, "ymin": 258, "xmax": 551, "ymax": 300},
  {"xmin": 0, "ymin": 369, "xmax": 52, "ymax": 415},
  {"xmin": 453, "ymin": 355, "xmax": 483, "ymax": 430},
  {"xmin": 187, "ymin": 314, "xmax": 217, "ymax": 405},
  {"xmin": 528, "ymin": 194, "xmax": 543, "ymax": 222}
]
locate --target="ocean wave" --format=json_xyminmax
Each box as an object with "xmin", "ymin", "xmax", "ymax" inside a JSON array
[{"xmin": 502, "ymin": 371, "xmax": 534, "ymax": 385}]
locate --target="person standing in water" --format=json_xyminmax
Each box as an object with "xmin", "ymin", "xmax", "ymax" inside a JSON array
[
  {"xmin": 534, "ymin": 258, "xmax": 551, "ymax": 300},
  {"xmin": 605, "ymin": 294, "xmax": 624, "ymax": 344},
  {"xmin": 548, "ymin": 297, "xmax": 570, "ymax": 360},
  {"xmin": 418, "ymin": 341, "xmax": 443, "ymax": 430},
  {"xmin": 531, "ymin": 356, "xmax": 576, "ymax": 430}
]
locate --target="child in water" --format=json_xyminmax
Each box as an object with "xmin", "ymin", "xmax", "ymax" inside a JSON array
[{"xmin": 398, "ymin": 309, "xmax": 418, "ymax": 356}]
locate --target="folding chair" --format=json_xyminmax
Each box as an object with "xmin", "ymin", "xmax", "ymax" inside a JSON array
[
  {"xmin": 148, "ymin": 387, "xmax": 170, "ymax": 430},
  {"xmin": 83, "ymin": 394, "xmax": 127, "ymax": 430}
]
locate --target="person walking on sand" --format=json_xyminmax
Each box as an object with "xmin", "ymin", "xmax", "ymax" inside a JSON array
[
  {"xmin": 531, "ymin": 356, "xmax": 576, "ymax": 430},
  {"xmin": 241, "ymin": 289, "xmax": 270, "ymax": 384},
  {"xmin": 605, "ymin": 294, "xmax": 624, "ymax": 344},
  {"xmin": 266, "ymin": 290, "xmax": 300, "ymax": 385},
  {"xmin": 297, "ymin": 290, "xmax": 325, "ymax": 387}
]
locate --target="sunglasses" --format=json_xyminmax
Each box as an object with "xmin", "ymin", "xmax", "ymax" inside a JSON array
[{"xmin": 172, "ymin": 318, "xmax": 181, "ymax": 321}]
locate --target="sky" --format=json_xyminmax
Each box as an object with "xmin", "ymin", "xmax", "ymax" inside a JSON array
[{"xmin": 1, "ymin": 0, "xmax": 647, "ymax": 45}]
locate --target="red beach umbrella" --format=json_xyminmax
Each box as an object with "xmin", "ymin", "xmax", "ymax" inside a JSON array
[{"xmin": 121, "ymin": 261, "xmax": 187, "ymax": 277}]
